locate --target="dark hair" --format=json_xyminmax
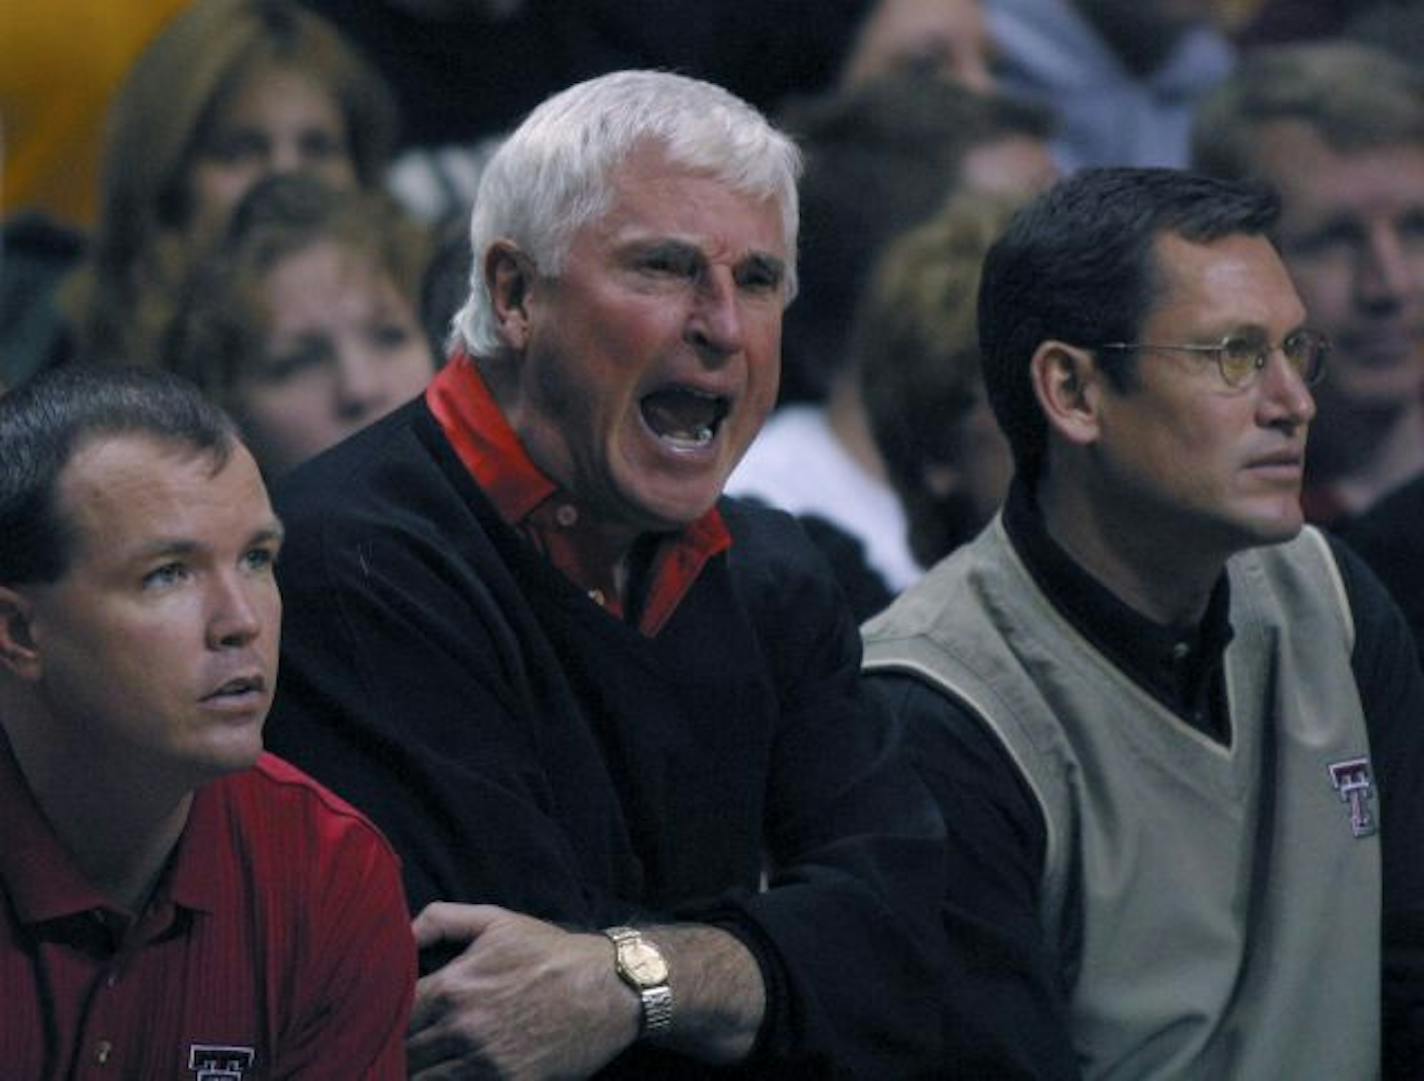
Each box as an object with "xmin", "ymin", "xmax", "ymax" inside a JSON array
[
  {"xmin": 978, "ymin": 167, "xmax": 1280, "ymax": 482},
  {"xmin": 0, "ymin": 365, "xmax": 239, "ymax": 585},
  {"xmin": 779, "ymin": 75, "xmax": 1055, "ymax": 402}
]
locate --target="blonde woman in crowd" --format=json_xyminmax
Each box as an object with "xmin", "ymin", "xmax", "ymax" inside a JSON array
[{"xmin": 64, "ymin": 0, "xmax": 397, "ymax": 371}]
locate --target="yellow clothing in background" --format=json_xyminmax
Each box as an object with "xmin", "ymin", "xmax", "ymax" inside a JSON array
[{"xmin": 1, "ymin": 1, "xmax": 189, "ymax": 227}]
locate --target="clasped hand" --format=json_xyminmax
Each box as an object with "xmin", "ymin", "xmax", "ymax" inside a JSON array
[{"xmin": 407, "ymin": 903, "xmax": 640, "ymax": 1080}]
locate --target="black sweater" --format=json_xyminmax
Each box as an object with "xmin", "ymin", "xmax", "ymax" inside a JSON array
[{"xmin": 266, "ymin": 398, "xmax": 948, "ymax": 1077}]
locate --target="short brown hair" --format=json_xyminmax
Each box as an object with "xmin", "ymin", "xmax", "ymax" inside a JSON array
[
  {"xmin": 164, "ymin": 175, "xmax": 430, "ymax": 407},
  {"xmin": 1192, "ymin": 42, "xmax": 1424, "ymax": 182}
]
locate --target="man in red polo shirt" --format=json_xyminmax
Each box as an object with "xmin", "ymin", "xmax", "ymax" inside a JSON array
[{"xmin": 0, "ymin": 365, "xmax": 415, "ymax": 1078}]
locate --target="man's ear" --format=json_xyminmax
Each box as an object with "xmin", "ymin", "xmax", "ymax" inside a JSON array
[
  {"xmin": 1030, "ymin": 340, "xmax": 1104, "ymax": 449},
  {"xmin": 485, "ymin": 240, "xmax": 538, "ymax": 352},
  {"xmin": 0, "ymin": 586, "xmax": 42, "ymax": 682}
]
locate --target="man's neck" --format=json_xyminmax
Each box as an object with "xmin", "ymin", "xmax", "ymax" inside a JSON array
[
  {"xmin": 1307, "ymin": 395, "xmax": 1424, "ymax": 516},
  {"xmin": 1037, "ymin": 473, "xmax": 1223, "ymax": 629},
  {"xmin": 2, "ymin": 707, "xmax": 194, "ymax": 914}
]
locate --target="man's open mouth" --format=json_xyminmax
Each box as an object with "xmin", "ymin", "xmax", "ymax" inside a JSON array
[
  {"xmin": 203, "ymin": 675, "xmax": 265, "ymax": 701},
  {"xmin": 640, "ymin": 387, "xmax": 730, "ymax": 450}
]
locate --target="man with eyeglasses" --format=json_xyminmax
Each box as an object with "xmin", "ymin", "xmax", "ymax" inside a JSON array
[{"xmin": 862, "ymin": 168, "xmax": 1424, "ymax": 1079}]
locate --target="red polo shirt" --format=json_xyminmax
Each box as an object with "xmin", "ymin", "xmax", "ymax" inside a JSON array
[
  {"xmin": 0, "ymin": 741, "xmax": 415, "ymax": 1080},
  {"xmin": 426, "ymin": 350, "xmax": 731, "ymax": 636}
]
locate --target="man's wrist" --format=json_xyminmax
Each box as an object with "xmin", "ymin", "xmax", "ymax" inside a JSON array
[{"xmin": 603, "ymin": 925, "xmax": 675, "ymax": 1038}]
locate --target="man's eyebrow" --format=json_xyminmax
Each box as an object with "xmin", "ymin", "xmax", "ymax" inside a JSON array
[
  {"xmin": 1213, "ymin": 319, "xmax": 1310, "ymax": 342},
  {"xmin": 624, "ymin": 237, "xmax": 700, "ymax": 259},
  {"xmin": 126, "ymin": 521, "xmax": 286, "ymax": 562},
  {"xmin": 130, "ymin": 538, "xmax": 201, "ymax": 562},
  {"xmin": 742, "ymin": 252, "xmax": 786, "ymax": 275}
]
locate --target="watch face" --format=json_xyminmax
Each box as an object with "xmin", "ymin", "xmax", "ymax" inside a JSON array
[{"xmin": 621, "ymin": 939, "xmax": 669, "ymax": 986}]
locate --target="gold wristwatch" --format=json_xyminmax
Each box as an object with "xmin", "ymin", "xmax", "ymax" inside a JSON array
[{"xmin": 603, "ymin": 925, "xmax": 674, "ymax": 1036}]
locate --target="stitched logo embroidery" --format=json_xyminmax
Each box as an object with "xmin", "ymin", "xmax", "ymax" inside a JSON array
[
  {"xmin": 1328, "ymin": 757, "xmax": 1377, "ymax": 839},
  {"xmin": 188, "ymin": 1045, "xmax": 255, "ymax": 1080}
]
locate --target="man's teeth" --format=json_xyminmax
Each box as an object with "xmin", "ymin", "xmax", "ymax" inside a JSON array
[
  {"xmin": 658, "ymin": 425, "xmax": 716, "ymax": 451},
  {"xmin": 640, "ymin": 387, "xmax": 727, "ymax": 447}
]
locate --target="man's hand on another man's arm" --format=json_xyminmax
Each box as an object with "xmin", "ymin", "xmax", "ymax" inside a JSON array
[{"xmin": 407, "ymin": 902, "xmax": 766, "ymax": 1080}]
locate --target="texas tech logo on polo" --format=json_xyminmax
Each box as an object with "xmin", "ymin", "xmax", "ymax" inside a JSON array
[
  {"xmin": 1328, "ymin": 756, "xmax": 1378, "ymax": 839},
  {"xmin": 188, "ymin": 1044, "xmax": 256, "ymax": 1080}
]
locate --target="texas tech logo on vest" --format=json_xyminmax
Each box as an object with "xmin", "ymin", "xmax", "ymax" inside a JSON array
[
  {"xmin": 188, "ymin": 1045, "xmax": 255, "ymax": 1080},
  {"xmin": 1328, "ymin": 756, "xmax": 1377, "ymax": 839}
]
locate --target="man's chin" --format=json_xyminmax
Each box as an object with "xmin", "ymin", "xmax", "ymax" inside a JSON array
[
  {"xmin": 615, "ymin": 477, "xmax": 725, "ymax": 534},
  {"xmin": 1235, "ymin": 508, "xmax": 1305, "ymax": 550}
]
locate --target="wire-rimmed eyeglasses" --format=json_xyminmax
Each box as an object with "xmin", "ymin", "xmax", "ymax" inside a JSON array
[{"xmin": 1094, "ymin": 328, "xmax": 1329, "ymax": 390}]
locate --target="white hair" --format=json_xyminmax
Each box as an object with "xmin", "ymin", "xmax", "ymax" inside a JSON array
[{"xmin": 452, "ymin": 69, "xmax": 801, "ymax": 356}]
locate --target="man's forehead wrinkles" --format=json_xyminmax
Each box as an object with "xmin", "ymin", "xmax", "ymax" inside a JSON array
[{"xmin": 617, "ymin": 232, "xmax": 784, "ymax": 267}]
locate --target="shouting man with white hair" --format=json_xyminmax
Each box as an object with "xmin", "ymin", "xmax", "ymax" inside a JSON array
[{"xmin": 266, "ymin": 70, "xmax": 946, "ymax": 1078}]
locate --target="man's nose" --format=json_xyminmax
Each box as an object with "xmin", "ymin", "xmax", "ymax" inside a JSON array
[
  {"xmin": 1257, "ymin": 346, "xmax": 1317, "ymax": 430},
  {"xmin": 207, "ymin": 573, "xmax": 264, "ymax": 650},
  {"xmin": 1355, "ymin": 224, "xmax": 1415, "ymax": 310},
  {"xmin": 685, "ymin": 268, "xmax": 744, "ymax": 359}
]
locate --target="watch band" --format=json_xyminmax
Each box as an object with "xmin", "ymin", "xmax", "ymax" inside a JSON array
[{"xmin": 603, "ymin": 925, "xmax": 674, "ymax": 1036}]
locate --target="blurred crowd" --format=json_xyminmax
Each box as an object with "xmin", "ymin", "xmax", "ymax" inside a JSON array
[
  {"xmin": 8, "ymin": 4, "xmax": 1424, "ymax": 1076},
  {"xmin": 7, "ymin": 0, "xmax": 1424, "ymax": 632}
]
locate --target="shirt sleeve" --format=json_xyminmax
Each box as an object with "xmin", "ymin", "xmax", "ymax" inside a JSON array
[
  {"xmin": 273, "ymin": 799, "xmax": 416, "ymax": 1079},
  {"xmin": 1329, "ymin": 535, "xmax": 1424, "ymax": 1078},
  {"xmin": 671, "ymin": 510, "xmax": 950, "ymax": 1074},
  {"xmin": 864, "ymin": 670, "xmax": 1082, "ymax": 1080}
]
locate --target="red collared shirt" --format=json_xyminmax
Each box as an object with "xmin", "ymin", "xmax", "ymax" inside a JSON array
[
  {"xmin": 0, "ymin": 742, "xmax": 415, "ymax": 1080},
  {"xmin": 426, "ymin": 349, "xmax": 731, "ymax": 636}
]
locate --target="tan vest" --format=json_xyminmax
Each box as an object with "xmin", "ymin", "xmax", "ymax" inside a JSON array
[{"xmin": 864, "ymin": 520, "xmax": 1381, "ymax": 1080}]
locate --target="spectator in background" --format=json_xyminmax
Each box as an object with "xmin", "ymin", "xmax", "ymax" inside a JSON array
[
  {"xmin": 19, "ymin": 0, "xmax": 398, "ymax": 388},
  {"xmin": 166, "ymin": 175, "xmax": 436, "ymax": 478},
  {"xmin": 295, "ymin": 0, "xmax": 872, "ymax": 157},
  {"xmin": 730, "ymin": 76, "xmax": 1055, "ymax": 612},
  {"xmin": 0, "ymin": 365, "xmax": 414, "ymax": 1077},
  {"xmin": 1194, "ymin": 42, "xmax": 1424, "ymax": 528},
  {"xmin": 380, "ymin": 0, "xmax": 1001, "ymax": 227},
  {"xmin": 841, "ymin": 0, "xmax": 994, "ymax": 92},
  {"xmin": 858, "ymin": 191, "xmax": 1020, "ymax": 572},
  {"xmin": 987, "ymin": 0, "xmax": 1235, "ymax": 170}
]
